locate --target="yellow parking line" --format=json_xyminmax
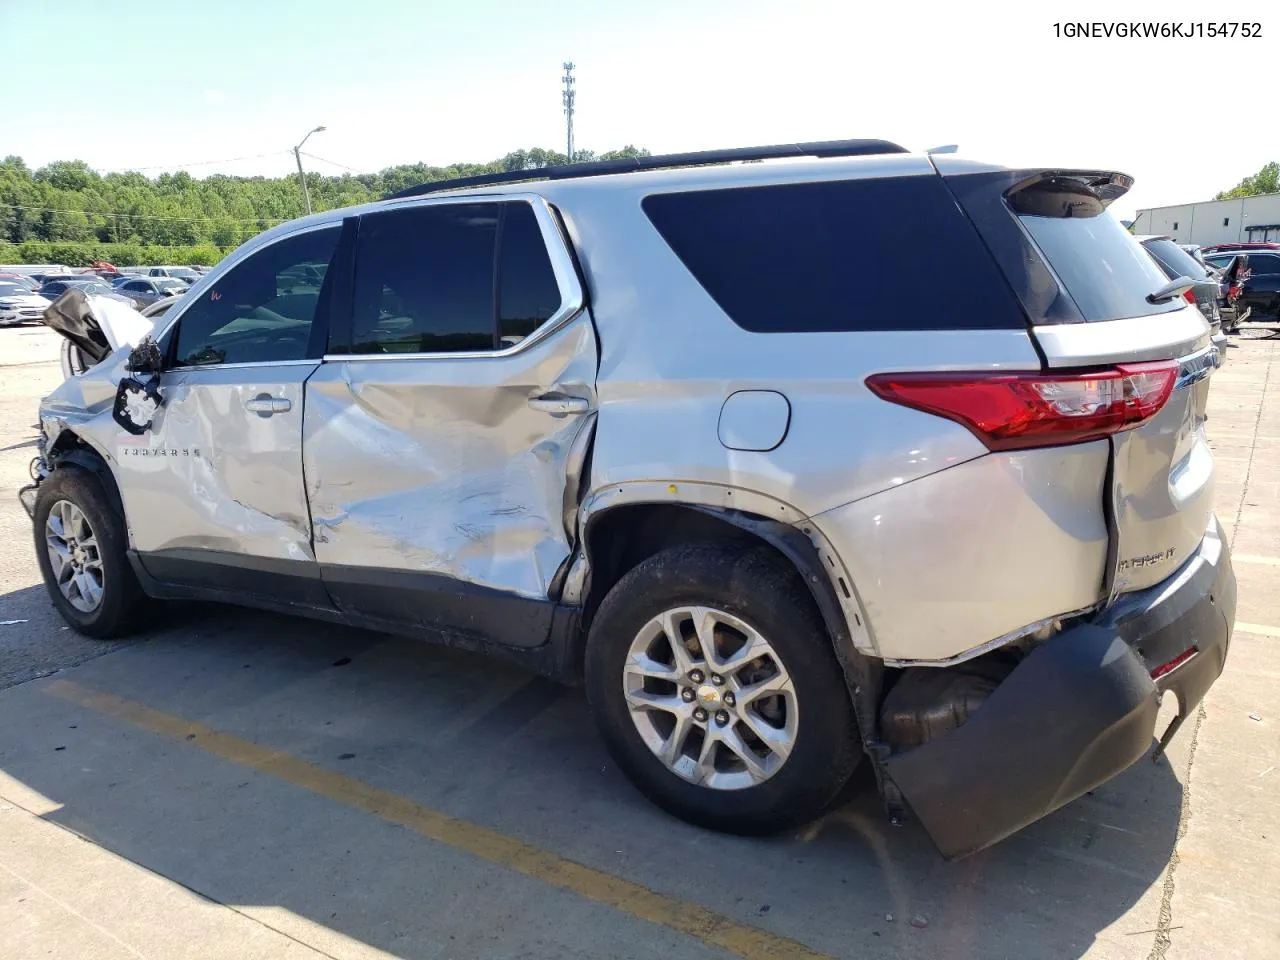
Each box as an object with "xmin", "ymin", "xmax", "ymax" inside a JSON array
[
  {"xmin": 1233, "ymin": 554, "xmax": 1280, "ymax": 567},
  {"xmin": 1235, "ymin": 622, "xmax": 1280, "ymax": 638},
  {"xmin": 47, "ymin": 679, "xmax": 830, "ymax": 960}
]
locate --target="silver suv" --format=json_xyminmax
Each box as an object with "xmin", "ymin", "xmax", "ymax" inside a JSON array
[{"xmin": 25, "ymin": 140, "xmax": 1236, "ymax": 858}]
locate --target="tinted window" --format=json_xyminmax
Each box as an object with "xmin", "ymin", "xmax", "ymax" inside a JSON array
[
  {"xmin": 173, "ymin": 226, "xmax": 339, "ymax": 367},
  {"xmin": 643, "ymin": 176, "xmax": 1024, "ymax": 333},
  {"xmin": 1248, "ymin": 254, "xmax": 1280, "ymax": 274},
  {"xmin": 124, "ymin": 280, "xmax": 148, "ymax": 292},
  {"xmin": 351, "ymin": 204, "xmax": 498, "ymax": 353},
  {"xmin": 1011, "ymin": 180, "xmax": 1181, "ymax": 321},
  {"xmin": 1143, "ymin": 238, "xmax": 1210, "ymax": 280},
  {"xmin": 0, "ymin": 283, "xmax": 26, "ymax": 297},
  {"xmin": 498, "ymin": 203, "xmax": 562, "ymax": 345}
]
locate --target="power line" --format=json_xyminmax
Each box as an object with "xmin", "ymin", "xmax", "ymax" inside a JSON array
[
  {"xmin": 0, "ymin": 204, "xmax": 287, "ymax": 224},
  {"xmin": 96, "ymin": 151, "xmax": 293, "ymax": 173},
  {"xmin": 300, "ymin": 152, "xmax": 364, "ymax": 174}
]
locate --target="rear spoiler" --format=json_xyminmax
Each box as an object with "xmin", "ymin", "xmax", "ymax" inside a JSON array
[{"xmin": 1004, "ymin": 170, "xmax": 1134, "ymax": 207}]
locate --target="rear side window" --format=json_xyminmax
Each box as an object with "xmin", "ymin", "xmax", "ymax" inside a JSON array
[
  {"xmin": 498, "ymin": 203, "xmax": 562, "ymax": 346},
  {"xmin": 1011, "ymin": 180, "xmax": 1182, "ymax": 322},
  {"xmin": 642, "ymin": 176, "xmax": 1024, "ymax": 333},
  {"xmin": 352, "ymin": 204, "xmax": 498, "ymax": 354},
  {"xmin": 1248, "ymin": 254, "xmax": 1280, "ymax": 274},
  {"xmin": 349, "ymin": 201, "xmax": 565, "ymax": 354}
]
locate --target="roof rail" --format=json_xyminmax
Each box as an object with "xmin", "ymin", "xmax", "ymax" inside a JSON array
[{"xmin": 386, "ymin": 138, "xmax": 910, "ymax": 200}]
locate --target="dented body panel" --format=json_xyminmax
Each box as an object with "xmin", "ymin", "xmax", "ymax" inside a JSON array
[
  {"xmin": 120, "ymin": 363, "xmax": 318, "ymax": 560},
  {"xmin": 304, "ymin": 312, "xmax": 598, "ymax": 599}
]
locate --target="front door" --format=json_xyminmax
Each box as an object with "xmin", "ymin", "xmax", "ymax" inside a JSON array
[
  {"xmin": 304, "ymin": 197, "xmax": 597, "ymax": 647},
  {"xmin": 118, "ymin": 224, "xmax": 344, "ymax": 605}
]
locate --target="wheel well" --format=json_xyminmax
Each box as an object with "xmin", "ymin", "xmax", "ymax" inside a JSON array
[
  {"xmin": 46, "ymin": 431, "xmax": 125, "ymax": 517},
  {"xmin": 582, "ymin": 504, "xmax": 799, "ymax": 630}
]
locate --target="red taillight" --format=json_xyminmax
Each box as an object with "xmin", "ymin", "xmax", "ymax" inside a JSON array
[
  {"xmin": 1150, "ymin": 646, "xmax": 1197, "ymax": 680},
  {"xmin": 1183, "ymin": 289, "xmax": 1197, "ymax": 304},
  {"xmin": 865, "ymin": 361, "xmax": 1179, "ymax": 451}
]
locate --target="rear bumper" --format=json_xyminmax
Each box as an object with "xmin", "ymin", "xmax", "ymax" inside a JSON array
[{"xmin": 887, "ymin": 518, "xmax": 1235, "ymax": 859}]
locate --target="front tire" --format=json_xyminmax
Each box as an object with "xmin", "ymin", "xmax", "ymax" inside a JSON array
[
  {"xmin": 585, "ymin": 543, "xmax": 861, "ymax": 835},
  {"xmin": 33, "ymin": 468, "xmax": 146, "ymax": 638}
]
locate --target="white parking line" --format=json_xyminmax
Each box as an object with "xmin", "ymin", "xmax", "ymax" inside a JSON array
[
  {"xmin": 1235, "ymin": 622, "xmax": 1280, "ymax": 639},
  {"xmin": 1233, "ymin": 555, "xmax": 1280, "ymax": 567}
]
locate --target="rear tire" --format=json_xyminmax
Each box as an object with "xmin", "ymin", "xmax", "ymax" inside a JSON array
[
  {"xmin": 585, "ymin": 542, "xmax": 861, "ymax": 835},
  {"xmin": 33, "ymin": 467, "xmax": 146, "ymax": 639}
]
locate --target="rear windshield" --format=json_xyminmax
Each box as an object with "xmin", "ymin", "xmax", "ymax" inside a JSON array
[
  {"xmin": 1143, "ymin": 238, "xmax": 1211, "ymax": 281},
  {"xmin": 1011, "ymin": 179, "xmax": 1182, "ymax": 321},
  {"xmin": 642, "ymin": 175, "xmax": 1025, "ymax": 333}
]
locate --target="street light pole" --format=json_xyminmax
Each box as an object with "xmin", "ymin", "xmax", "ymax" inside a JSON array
[{"xmin": 293, "ymin": 125, "xmax": 326, "ymax": 215}]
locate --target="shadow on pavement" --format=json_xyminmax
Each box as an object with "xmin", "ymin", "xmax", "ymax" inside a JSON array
[{"xmin": 0, "ymin": 603, "xmax": 1182, "ymax": 959}]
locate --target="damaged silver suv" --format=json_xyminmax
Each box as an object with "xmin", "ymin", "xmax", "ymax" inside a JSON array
[{"xmin": 27, "ymin": 140, "xmax": 1236, "ymax": 858}]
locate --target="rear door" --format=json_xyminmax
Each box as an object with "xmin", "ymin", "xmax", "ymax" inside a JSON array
[
  {"xmin": 942, "ymin": 164, "xmax": 1217, "ymax": 596},
  {"xmin": 305, "ymin": 195, "xmax": 597, "ymax": 647}
]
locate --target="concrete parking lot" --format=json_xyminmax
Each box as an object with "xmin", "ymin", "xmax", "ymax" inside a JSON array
[{"xmin": 0, "ymin": 324, "xmax": 1277, "ymax": 960}]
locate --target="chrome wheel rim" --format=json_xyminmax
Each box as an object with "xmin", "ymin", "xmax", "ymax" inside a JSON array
[
  {"xmin": 623, "ymin": 606, "xmax": 798, "ymax": 790},
  {"xmin": 45, "ymin": 500, "xmax": 104, "ymax": 613}
]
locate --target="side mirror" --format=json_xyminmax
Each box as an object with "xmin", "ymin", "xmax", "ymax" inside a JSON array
[{"xmin": 125, "ymin": 336, "xmax": 164, "ymax": 374}]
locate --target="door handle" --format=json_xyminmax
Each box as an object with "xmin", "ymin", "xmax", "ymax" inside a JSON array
[
  {"xmin": 528, "ymin": 393, "xmax": 590, "ymax": 417},
  {"xmin": 246, "ymin": 394, "xmax": 292, "ymax": 416}
]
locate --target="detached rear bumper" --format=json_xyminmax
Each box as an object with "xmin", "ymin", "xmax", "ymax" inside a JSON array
[{"xmin": 887, "ymin": 518, "xmax": 1235, "ymax": 859}]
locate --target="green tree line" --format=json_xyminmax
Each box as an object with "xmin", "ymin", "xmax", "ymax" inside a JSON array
[
  {"xmin": 1215, "ymin": 161, "xmax": 1279, "ymax": 200},
  {"xmin": 0, "ymin": 145, "xmax": 648, "ymax": 265}
]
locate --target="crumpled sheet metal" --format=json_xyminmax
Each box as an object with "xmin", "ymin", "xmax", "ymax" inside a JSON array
[{"xmin": 304, "ymin": 314, "xmax": 598, "ymax": 600}]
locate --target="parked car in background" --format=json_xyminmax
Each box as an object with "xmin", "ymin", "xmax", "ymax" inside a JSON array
[
  {"xmin": 0, "ymin": 281, "xmax": 51, "ymax": 326},
  {"xmin": 36, "ymin": 277, "xmax": 134, "ymax": 305},
  {"xmin": 29, "ymin": 142, "xmax": 1234, "ymax": 860},
  {"xmin": 1218, "ymin": 250, "xmax": 1280, "ymax": 322},
  {"xmin": 0, "ymin": 272, "xmax": 40, "ymax": 292},
  {"xmin": 116, "ymin": 276, "xmax": 188, "ymax": 309},
  {"xmin": 1137, "ymin": 235, "xmax": 1228, "ymax": 356},
  {"xmin": 148, "ymin": 266, "xmax": 201, "ymax": 284},
  {"xmin": 1202, "ymin": 242, "xmax": 1280, "ymax": 255}
]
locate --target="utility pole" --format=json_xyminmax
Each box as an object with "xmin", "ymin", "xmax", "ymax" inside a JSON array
[
  {"xmin": 561, "ymin": 62, "xmax": 575, "ymax": 163},
  {"xmin": 293, "ymin": 125, "xmax": 326, "ymax": 215}
]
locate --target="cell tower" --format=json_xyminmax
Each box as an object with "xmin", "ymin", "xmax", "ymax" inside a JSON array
[{"xmin": 562, "ymin": 62, "xmax": 576, "ymax": 163}]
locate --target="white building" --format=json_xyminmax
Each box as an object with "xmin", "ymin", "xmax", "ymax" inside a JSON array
[{"xmin": 1133, "ymin": 193, "xmax": 1280, "ymax": 245}]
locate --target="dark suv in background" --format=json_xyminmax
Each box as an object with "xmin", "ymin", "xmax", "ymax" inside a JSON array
[
  {"xmin": 1204, "ymin": 248, "xmax": 1280, "ymax": 323},
  {"xmin": 1137, "ymin": 235, "xmax": 1228, "ymax": 356}
]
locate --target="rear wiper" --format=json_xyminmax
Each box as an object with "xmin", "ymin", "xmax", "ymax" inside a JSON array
[{"xmin": 1147, "ymin": 276, "xmax": 1196, "ymax": 304}]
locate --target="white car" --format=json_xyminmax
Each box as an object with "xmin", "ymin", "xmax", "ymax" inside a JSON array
[{"xmin": 0, "ymin": 281, "xmax": 51, "ymax": 326}]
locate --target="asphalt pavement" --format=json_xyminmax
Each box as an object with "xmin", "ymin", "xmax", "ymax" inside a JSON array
[{"xmin": 0, "ymin": 324, "xmax": 1276, "ymax": 960}]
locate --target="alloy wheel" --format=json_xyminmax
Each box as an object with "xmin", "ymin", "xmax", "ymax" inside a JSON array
[
  {"xmin": 45, "ymin": 499, "xmax": 105, "ymax": 613},
  {"xmin": 622, "ymin": 605, "xmax": 799, "ymax": 790}
]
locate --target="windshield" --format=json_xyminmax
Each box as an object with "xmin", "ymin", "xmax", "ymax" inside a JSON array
[
  {"xmin": 0, "ymin": 282, "xmax": 27, "ymax": 297},
  {"xmin": 1011, "ymin": 180, "xmax": 1183, "ymax": 321}
]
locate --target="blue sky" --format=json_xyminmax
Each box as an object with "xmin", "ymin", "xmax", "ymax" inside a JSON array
[{"xmin": 4, "ymin": 0, "xmax": 1274, "ymax": 220}]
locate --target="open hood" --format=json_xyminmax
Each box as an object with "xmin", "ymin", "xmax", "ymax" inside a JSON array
[{"xmin": 42, "ymin": 289, "xmax": 156, "ymax": 366}]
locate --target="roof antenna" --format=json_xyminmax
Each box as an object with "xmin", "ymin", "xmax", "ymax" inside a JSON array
[{"xmin": 927, "ymin": 144, "xmax": 959, "ymax": 154}]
